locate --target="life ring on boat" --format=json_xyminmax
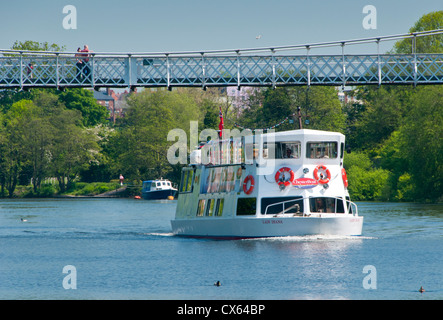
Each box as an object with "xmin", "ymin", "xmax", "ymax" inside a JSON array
[
  {"xmin": 243, "ymin": 175, "xmax": 255, "ymax": 195},
  {"xmin": 275, "ymin": 167, "xmax": 295, "ymax": 187},
  {"xmin": 341, "ymin": 168, "xmax": 348, "ymax": 188},
  {"xmin": 313, "ymin": 165, "xmax": 331, "ymax": 184}
]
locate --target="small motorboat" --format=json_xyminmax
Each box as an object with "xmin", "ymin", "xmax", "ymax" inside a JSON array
[{"xmin": 141, "ymin": 178, "xmax": 177, "ymax": 200}]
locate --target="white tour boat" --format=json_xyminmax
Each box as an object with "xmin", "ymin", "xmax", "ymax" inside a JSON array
[{"xmin": 171, "ymin": 129, "xmax": 363, "ymax": 239}]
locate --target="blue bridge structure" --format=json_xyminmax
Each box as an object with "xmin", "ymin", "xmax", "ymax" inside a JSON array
[{"xmin": 1, "ymin": 29, "xmax": 442, "ymax": 90}]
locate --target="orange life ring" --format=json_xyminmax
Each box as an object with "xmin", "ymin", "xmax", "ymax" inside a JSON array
[
  {"xmin": 341, "ymin": 168, "xmax": 348, "ymax": 188},
  {"xmin": 243, "ymin": 175, "xmax": 255, "ymax": 194},
  {"xmin": 275, "ymin": 167, "xmax": 295, "ymax": 187},
  {"xmin": 313, "ymin": 165, "xmax": 331, "ymax": 184}
]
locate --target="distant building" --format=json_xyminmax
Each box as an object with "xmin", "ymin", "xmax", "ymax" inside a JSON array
[
  {"xmin": 226, "ymin": 86, "xmax": 258, "ymax": 116},
  {"xmin": 93, "ymin": 90, "xmax": 115, "ymax": 122},
  {"xmin": 93, "ymin": 89, "xmax": 130, "ymax": 123},
  {"xmin": 337, "ymin": 87, "xmax": 362, "ymax": 105}
]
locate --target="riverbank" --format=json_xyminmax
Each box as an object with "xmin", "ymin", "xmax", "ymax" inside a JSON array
[{"xmin": 2, "ymin": 182, "xmax": 141, "ymax": 199}]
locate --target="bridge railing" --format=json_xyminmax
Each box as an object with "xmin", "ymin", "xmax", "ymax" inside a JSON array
[{"xmin": 1, "ymin": 29, "xmax": 442, "ymax": 89}]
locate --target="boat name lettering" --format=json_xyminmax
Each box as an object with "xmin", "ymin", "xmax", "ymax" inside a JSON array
[
  {"xmin": 262, "ymin": 219, "xmax": 283, "ymax": 224},
  {"xmin": 292, "ymin": 178, "xmax": 318, "ymax": 189}
]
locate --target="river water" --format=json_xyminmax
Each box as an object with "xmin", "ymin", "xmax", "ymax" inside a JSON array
[{"xmin": 0, "ymin": 198, "xmax": 441, "ymax": 300}]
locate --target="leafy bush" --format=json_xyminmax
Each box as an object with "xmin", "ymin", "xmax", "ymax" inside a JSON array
[
  {"xmin": 344, "ymin": 151, "xmax": 391, "ymax": 201},
  {"xmin": 67, "ymin": 182, "xmax": 119, "ymax": 196}
]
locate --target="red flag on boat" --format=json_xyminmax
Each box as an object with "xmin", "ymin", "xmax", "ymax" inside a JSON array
[{"xmin": 218, "ymin": 106, "xmax": 224, "ymax": 138}]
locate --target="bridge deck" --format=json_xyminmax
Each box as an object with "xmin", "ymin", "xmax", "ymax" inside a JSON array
[
  {"xmin": 1, "ymin": 29, "xmax": 442, "ymax": 89},
  {"xmin": 1, "ymin": 54, "xmax": 442, "ymax": 89}
]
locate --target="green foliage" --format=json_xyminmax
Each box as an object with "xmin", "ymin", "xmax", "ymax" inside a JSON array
[
  {"xmin": 340, "ymin": 12, "xmax": 443, "ymax": 203},
  {"xmin": 236, "ymin": 86, "xmax": 345, "ymax": 132},
  {"xmin": 346, "ymin": 166, "xmax": 391, "ymax": 201},
  {"xmin": 344, "ymin": 152, "xmax": 391, "ymax": 201},
  {"xmin": 107, "ymin": 89, "xmax": 201, "ymax": 183},
  {"xmin": 67, "ymin": 182, "xmax": 120, "ymax": 196},
  {"xmin": 343, "ymin": 151, "xmax": 372, "ymax": 170},
  {"xmin": 395, "ymin": 173, "xmax": 415, "ymax": 201},
  {"xmin": 57, "ymin": 88, "xmax": 109, "ymax": 127},
  {"xmin": 11, "ymin": 40, "xmax": 65, "ymax": 52},
  {"xmin": 0, "ymin": 90, "xmax": 100, "ymax": 196},
  {"xmin": 398, "ymin": 86, "xmax": 443, "ymax": 201},
  {"xmin": 394, "ymin": 11, "xmax": 443, "ymax": 54}
]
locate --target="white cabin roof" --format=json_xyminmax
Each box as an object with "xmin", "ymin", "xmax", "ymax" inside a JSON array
[{"xmin": 261, "ymin": 129, "xmax": 344, "ymax": 140}]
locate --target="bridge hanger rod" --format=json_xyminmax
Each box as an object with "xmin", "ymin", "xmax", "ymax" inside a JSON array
[{"xmin": 1, "ymin": 29, "xmax": 442, "ymax": 57}]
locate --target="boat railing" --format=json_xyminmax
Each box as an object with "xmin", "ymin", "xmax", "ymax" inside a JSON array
[
  {"xmin": 264, "ymin": 199, "xmax": 303, "ymax": 216},
  {"xmin": 263, "ymin": 196, "xmax": 358, "ymax": 216}
]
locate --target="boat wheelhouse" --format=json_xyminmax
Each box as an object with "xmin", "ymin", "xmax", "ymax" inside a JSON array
[
  {"xmin": 171, "ymin": 129, "xmax": 363, "ymax": 238},
  {"xmin": 141, "ymin": 179, "xmax": 177, "ymax": 200}
]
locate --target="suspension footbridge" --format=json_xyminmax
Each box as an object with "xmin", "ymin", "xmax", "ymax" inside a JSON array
[{"xmin": 1, "ymin": 29, "xmax": 442, "ymax": 90}]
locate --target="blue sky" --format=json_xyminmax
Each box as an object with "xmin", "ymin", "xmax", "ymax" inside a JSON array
[{"xmin": 0, "ymin": 0, "xmax": 441, "ymax": 54}]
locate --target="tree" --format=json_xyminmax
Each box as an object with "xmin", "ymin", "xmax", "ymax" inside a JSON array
[
  {"xmin": 0, "ymin": 100, "xmax": 36, "ymax": 197},
  {"xmin": 399, "ymin": 86, "xmax": 443, "ymax": 201},
  {"xmin": 261, "ymin": 87, "xmax": 293, "ymax": 130},
  {"xmin": 344, "ymin": 151, "xmax": 391, "ymax": 201},
  {"xmin": 351, "ymin": 86, "xmax": 408, "ymax": 150},
  {"xmin": 394, "ymin": 11, "xmax": 443, "ymax": 54},
  {"xmin": 49, "ymin": 109, "xmax": 99, "ymax": 192},
  {"xmin": 235, "ymin": 86, "xmax": 345, "ymax": 132},
  {"xmin": 301, "ymin": 87, "xmax": 346, "ymax": 132},
  {"xmin": 11, "ymin": 40, "xmax": 65, "ymax": 52},
  {"xmin": 0, "ymin": 113, "xmax": 7, "ymax": 196},
  {"xmin": 346, "ymin": 11, "xmax": 443, "ymax": 202},
  {"xmin": 109, "ymin": 90, "xmax": 176, "ymax": 182},
  {"xmin": 22, "ymin": 109, "xmax": 53, "ymax": 193},
  {"xmin": 57, "ymin": 88, "xmax": 109, "ymax": 127}
]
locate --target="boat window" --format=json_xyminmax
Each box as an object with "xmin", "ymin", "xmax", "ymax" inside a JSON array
[
  {"xmin": 306, "ymin": 142, "xmax": 338, "ymax": 159},
  {"xmin": 244, "ymin": 143, "xmax": 259, "ymax": 163},
  {"xmin": 236, "ymin": 198, "xmax": 256, "ymax": 216},
  {"xmin": 214, "ymin": 199, "xmax": 224, "ymax": 217},
  {"xmin": 309, "ymin": 197, "xmax": 345, "ymax": 213},
  {"xmin": 179, "ymin": 169, "xmax": 194, "ymax": 193},
  {"xmin": 196, "ymin": 199, "xmax": 206, "ymax": 216},
  {"xmin": 264, "ymin": 142, "xmax": 301, "ymax": 159},
  {"xmin": 205, "ymin": 199, "xmax": 215, "ymax": 217},
  {"xmin": 261, "ymin": 197, "xmax": 303, "ymax": 215},
  {"xmin": 346, "ymin": 196, "xmax": 353, "ymax": 214},
  {"xmin": 201, "ymin": 165, "xmax": 242, "ymax": 194}
]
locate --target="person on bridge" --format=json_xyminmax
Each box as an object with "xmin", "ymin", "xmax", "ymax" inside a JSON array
[
  {"xmin": 75, "ymin": 47, "xmax": 83, "ymax": 81},
  {"xmin": 80, "ymin": 45, "xmax": 93, "ymax": 81}
]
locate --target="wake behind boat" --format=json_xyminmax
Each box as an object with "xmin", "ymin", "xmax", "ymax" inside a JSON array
[{"xmin": 171, "ymin": 129, "xmax": 363, "ymax": 238}]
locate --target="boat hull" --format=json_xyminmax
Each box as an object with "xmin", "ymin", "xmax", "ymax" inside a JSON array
[
  {"xmin": 171, "ymin": 215, "xmax": 363, "ymax": 239},
  {"xmin": 142, "ymin": 189, "xmax": 176, "ymax": 200}
]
